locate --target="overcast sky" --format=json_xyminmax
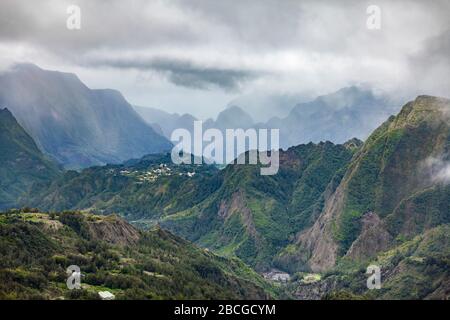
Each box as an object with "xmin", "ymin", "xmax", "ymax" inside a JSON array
[{"xmin": 0, "ymin": 0, "xmax": 448, "ymax": 119}]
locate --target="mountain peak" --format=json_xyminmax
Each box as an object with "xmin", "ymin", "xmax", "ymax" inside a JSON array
[
  {"xmin": 413, "ymin": 94, "xmax": 450, "ymax": 107},
  {"xmin": 216, "ymin": 105, "xmax": 254, "ymax": 128},
  {"xmin": 10, "ymin": 62, "xmax": 43, "ymax": 72},
  {"xmin": 393, "ymin": 95, "xmax": 450, "ymax": 129},
  {"xmin": 0, "ymin": 64, "xmax": 171, "ymax": 168},
  {"xmin": 343, "ymin": 137, "xmax": 364, "ymax": 150},
  {"xmin": 0, "ymin": 107, "xmax": 17, "ymax": 124},
  {"xmin": 7, "ymin": 63, "xmax": 85, "ymax": 88},
  {"xmin": 0, "ymin": 107, "xmax": 12, "ymax": 114},
  {"xmin": 218, "ymin": 105, "xmax": 250, "ymax": 117}
]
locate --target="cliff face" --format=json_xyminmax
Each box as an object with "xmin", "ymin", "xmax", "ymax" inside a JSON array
[
  {"xmin": 0, "ymin": 64, "xmax": 172, "ymax": 169},
  {"xmin": 85, "ymin": 215, "xmax": 141, "ymax": 246},
  {"xmin": 286, "ymin": 96, "xmax": 450, "ymax": 272},
  {"xmin": 162, "ymin": 141, "xmax": 355, "ymax": 271}
]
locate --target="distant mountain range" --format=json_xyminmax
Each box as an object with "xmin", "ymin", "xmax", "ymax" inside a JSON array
[
  {"xmin": 1, "ymin": 63, "xmax": 449, "ymax": 299},
  {"xmin": 226, "ymin": 92, "xmax": 301, "ymax": 123},
  {"xmin": 134, "ymin": 104, "xmax": 256, "ymax": 139},
  {"xmin": 0, "ymin": 64, "xmax": 172, "ymax": 169},
  {"xmin": 135, "ymin": 104, "xmax": 257, "ymax": 161},
  {"xmin": 134, "ymin": 105, "xmax": 198, "ymax": 139},
  {"xmin": 136, "ymin": 86, "xmax": 399, "ymax": 159},
  {"xmin": 0, "ymin": 64, "xmax": 401, "ymax": 169},
  {"xmin": 267, "ymin": 86, "xmax": 400, "ymax": 148}
]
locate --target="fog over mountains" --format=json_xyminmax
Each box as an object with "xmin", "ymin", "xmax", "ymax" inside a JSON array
[
  {"xmin": 0, "ymin": 0, "xmax": 449, "ymax": 302},
  {"xmin": 137, "ymin": 85, "xmax": 399, "ymax": 154},
  {"xmin": 267, "ymin": 86, "xmax": 399, "ymax": 148},
  {"xmin": 0, "ymin": 62, "xmax": 448, "ymax": 299},
  {"xmin": 0, "ymin": 63, "xmax": 404, "ymax": 171},
  {"xmin": 226, "ymin": 93, "xmax": 301, "ymax": 123},
  {"xmin": 0, "ymin": 64, "xmax": 172, "ymax": 169}
]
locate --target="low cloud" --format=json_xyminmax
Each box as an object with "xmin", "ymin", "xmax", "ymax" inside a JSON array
[
  {"xmin": 0, "ymin": 0, "xmax": 449, "ymax": 117},
  {"xmin": 422, "ymin": 155, "xmax": 450, "ymax": 185},
  {"xmin": 407, "ymin": 29, "xmax": 450, "ymax": 99},
  {"xmin": 87, "ymin": 57, "xmax": 258, "ymax": 91}
]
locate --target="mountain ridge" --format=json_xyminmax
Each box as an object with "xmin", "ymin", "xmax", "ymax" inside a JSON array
[
  {"xmin": 283, "ymin": 95, "xmax": 450, "ymax": 272},
  {"xmin": 0, "ymin": 107, "xmax": 60, "ymax": 209},
  {"xmin": 0, "ymin": 64, "xmax": 172, "ymax": 169}
]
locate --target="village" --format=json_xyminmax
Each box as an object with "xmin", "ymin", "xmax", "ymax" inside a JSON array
[{"xmin": 117, "ymin": 163, "xmax": 196, "ymax": 183}]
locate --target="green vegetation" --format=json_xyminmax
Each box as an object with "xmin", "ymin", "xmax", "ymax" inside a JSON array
[
  {"xmin": 0, "ymin": 210, "xmax": 277, "ymax": 300},
  {"xmin": 335, "ymin": 96, "xmax": 450, "ymax": 253},
  {"xmin": 321, "ymin": 224, "xmax": 450, "ymax": 300},
  {"xmin": 27, "ymin": 153, "xmax": 221, "ymax": 220},
  {"xmin": 163, "ymin": 141, "xmax": 356, "ymax": 270},
  {"xmin": 0, "ymin": 108, "xmax": 60, "ymax": 209},
  {"xmin": 2, "ymin": 95, "xmax": 450, "ymax": 300},
  {"xmin": 26, "ymin": 140, "xmax": 356, "ymax": 272}
]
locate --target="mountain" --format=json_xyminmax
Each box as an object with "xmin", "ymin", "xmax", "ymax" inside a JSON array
[
  {"xmin": 134, "ymin": 105, "xmax": 198, "ymax": 139},
  {"xmin": 27, "ymin": 153, "xmax": 221, "ymax": 220},
  {"xmin": 136, "ymin": 87, "xmax": 395, "ymax": 162},
  {"xmin": 226, "ymin": 92, "xmax": 301, "ymax": 123},
  {"xmin": 208, "ymin": 105, "xmax": 255, "ymax": 131},
  {"xmin": 0, "ymin": 108, "xmax": 60, "ymax": 209},
  {"xmin": 17, "ymin": 95, "xmax": 450, "ymax": 299},
  {"xmin": 278, "ymin": 95, "xmax": 450, "ymax": 272},
  {"xmin": 0, "ymin": 64, "xmax": 172, "ymax": 169},
  {"xmin": 162, "ymin": 141, "xmax": 357, "ymax": 271},
  {"xmin": 0, "ymin": 210, "xmax": 276, "ymax": 299},
  {"xmin": 292, "ymin": 224, "xmax": 450, "ymax": 300},
  {"xmin": 267, "ymin": 86, "xmax": 399, "ymax": 149},
  {"xmin": 135, "ymin": 105, "xmax": 255, "ymax": 161},
  {"xmin": 25, "ymin": 140, "xmax": 356, "ymax": 271},
  {"xmin": 135, "ymin": 105, "xmax": 254, "ymax": 138}
]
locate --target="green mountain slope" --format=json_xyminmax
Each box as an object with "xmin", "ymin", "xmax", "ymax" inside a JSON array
[
  {"xmin": 0, "ymin": 108, "xmax": 60, "ymax": 209},
  {"xmin": 0, "ymin": 210, "xmax": 276, "ymax": 299},
  {"xmin": 291, "ymin": 224, "xmax": 450, "ymax": 300},
  {"xmin": 284, "ymin": 95, "xmax": 450, "ymax": 272},
  {"xmin": 162, "ymin": 142, "xmax": 357, "ymax": 271},
  {"xmin": 10, "ymin": 95, "xmax": 450, "ymax": 300},
  {"xmin": 27, "ymin": 153, "xmax": 221, "ymax": 220},
  {"xmin": 27, "ymin": 141, "xmax": 357, "ymax": 271}
]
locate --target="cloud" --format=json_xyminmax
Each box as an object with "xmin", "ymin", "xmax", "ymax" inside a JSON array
[
  {"xmin": 406, "ymin": 28, "xmax": 450, "ymax": 98},
  {"xmin": 85, "ymin": 57, "xmax": 259, "ymax": 91},
  {"xmin": 422, "ymin": 155, "xmax": 450, "ymax": 185},
  {"xmin": 0, "ymin": 0, "xmax": 449, "ymax": 117}
]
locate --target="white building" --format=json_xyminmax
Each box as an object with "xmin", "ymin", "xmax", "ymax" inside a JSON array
[{"xmin": 98, "ymin": 291, "xmax": 115, "ymax": 300}]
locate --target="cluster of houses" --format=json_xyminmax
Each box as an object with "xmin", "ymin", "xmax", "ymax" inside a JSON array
[
  {"xmin": 118, "ymin": 164, "xmax": 196, "ymax": 183},
  {"xmin": 262, "ymin": 270, "xmax": 291, "ymax": 283}
]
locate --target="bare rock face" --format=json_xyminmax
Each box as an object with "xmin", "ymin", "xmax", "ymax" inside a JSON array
[
  {"xmin": 218, "ymin": 192, "xmax": 260, "ymax": 240},
  {"xmin": 86, "ymin": 215, "xmax": 141, "ymax": 246},
  {"xmin": 294, "ymin": 277, "xmax": 338, "ymax": 300},
  {"xmin": 345, "ymin": 212, "xmax": 393, "ymax": 261},
  {"xmin": 291, "ymin": 96, "xmax": 450, "ymax": 273},
  {"xmin": 295, "ymin": 184, "xmax": 345, "ymax": 272}
]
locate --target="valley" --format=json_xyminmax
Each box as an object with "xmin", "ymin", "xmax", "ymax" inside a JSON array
[
  {"xmin": 1, "ymin": 0, "xmax": 449, "ymax": 305},
  {"xmin": 1, "ymin": 70, "xmax": 449, "ymax": 299}
]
